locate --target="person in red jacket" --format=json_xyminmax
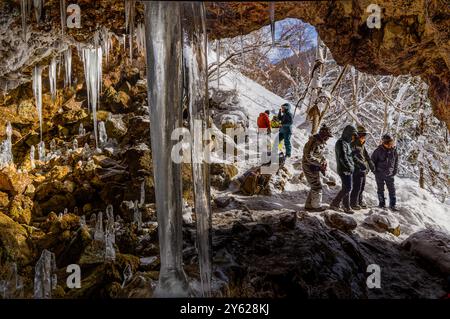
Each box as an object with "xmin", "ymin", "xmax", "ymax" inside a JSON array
[{"xmin": 257, "ymin": 110, "xmax": 271, "ymax": 132}]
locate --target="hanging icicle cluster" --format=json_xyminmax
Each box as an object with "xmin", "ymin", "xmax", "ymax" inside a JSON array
[{"xmin": 81, "ymin": 46, "xmax": 103, "ymax": 149}]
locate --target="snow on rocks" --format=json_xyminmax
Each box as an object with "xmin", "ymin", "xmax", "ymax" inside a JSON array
[
  {"xmin": 402, "ymin": 229, "xmax": 450, "ymax": 276},
  {"xmin": 363, "ymin": 208, "xmax": 401, "ymax": 236}
]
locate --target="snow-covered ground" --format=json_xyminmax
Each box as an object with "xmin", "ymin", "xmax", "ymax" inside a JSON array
[{"xmin": 207, "ymin": 49, "xmax": 450, "ymax": 241}]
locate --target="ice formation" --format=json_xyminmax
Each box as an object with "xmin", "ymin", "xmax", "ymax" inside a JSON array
[
  {"xmin": 32, "ymin": 66, "xmax": 43, "ymax": 141},
  {"xmin": 34, "ymin": 250, "xmax": 57, "ymax": 299}
]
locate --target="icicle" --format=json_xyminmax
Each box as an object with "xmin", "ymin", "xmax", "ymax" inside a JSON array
[
  {"xmin": 78, "ymin": 123, "xmax": 84, "ymax": 136},
  {"xmin": 136, "ymin": 23, "xmax": 146, "ymax": 56},
  {"xmin": 64, "ymin": 47, "xmax": 72, "ymax": 87},
  {"xmin": 133, "ymin": 200, "xmax": 142, "ymax": 231},
  {"xmin": 125, "ymin": 0, "xmax": 136, "ymax": 63},
  {"xmin": 60, "ymin": 0, "xmax": 66, "ymax": 35},
  {"xmin": 94, "ymin": 211, "xmax": 104, "ymax": 242},
  {"xmin": 21, "ymin": 0, "xmax": 28, "ymax": 41},
  {"xmin": 144, "ymin": 1, "xmax": 188, "ymax": 297},
  {"xmin": 140, "ymin": 180, "xmax": 145, "ymax": 206},
  {"xmin": 269, "ymin": 2, "xmax": 275, "ymax": 46},
  {"xmin": 81, "ymin": 47, "xmax": 102, "ymax": 148},
  {"xmin": 183, "ymin": 2, "xmax": 212, "ymax": 297},
  {"xmin": 37, "ymin": 141, "xmax": 45, "ymax": 162},
  {"xmin": 34, "ymin": 249, "xmax": 57, "ymax": 299},
  {"xmin": 33, "ymin": 0, "xmax": 43, "ymax": 23},
  {"xmin": 49, "ymin": 58, "xmax": 57, "ymax": 102},
  {"xmin": 101, "ymin": 27, "xmax": 112, "ymax": 67},
  {"xmin": 79, "ymin": 215, "xmax": 86, "ymax": 227},
  {"xmin": 30, "ymin": 145, "xmax": 36, "ymax": 169},
  {"xmin": 98, "ymin": 121, "xmax": 107, "ymax": 147},
  {"xmin": 216, "ymin": 39, "xmax": 221, "ymax": 89},
  {"xmin": 32, "ymin": 66, "xmax": 43, "ymax": 141},
  {"xmin": 121, "ymin": 264, "xmax": 132, "ymax": 288}
]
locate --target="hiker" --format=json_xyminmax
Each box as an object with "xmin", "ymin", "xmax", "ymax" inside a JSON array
[
  {"xmin": 371, "ymin": 134, "xmax": 399, "ymax": 211},
  {"xmin": 350, "ymin": 126, "xmax": 375, "ymax": 210},
  {"xmin": 257, "ymin": 110, "xmax": 271, "ymax": 133},
  {"xmin": 278, "ymin": 103, "xmax": 293, "ymax": 158},
  {"xmin": 330, "ymin": 125, "xmax": 358, "ymax": 214},
  {"xmin": 302, "ymin": 124, "xmax": 333, "ymax": 211}
]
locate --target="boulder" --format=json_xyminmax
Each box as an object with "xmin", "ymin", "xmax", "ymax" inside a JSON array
[
  {"xmin": 364, "ymin": 209, "xmax": 401, "ymax": 236},
  {"xmin": 0, "ymin": 212, "xmax": 32, "ymax": 266},
  {"xmin": 324, "ymin": 212, "xmax": 357, "ymax": 233},
  {"xmin": 0, "ymin": 166, "xmax": 32, "ymax": 195},
  {"xmin": 402, "ymin": 229, "xmax": 450, "ymax": 276},
  {"xmin": 8, "ymin": 194, "xmax": 33, "ymax": 225}
]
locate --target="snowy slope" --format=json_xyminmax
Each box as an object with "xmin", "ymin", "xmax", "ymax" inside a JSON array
[{"xmin": 207, "ymin": 49, "xmax": 450, "ymax": 238}]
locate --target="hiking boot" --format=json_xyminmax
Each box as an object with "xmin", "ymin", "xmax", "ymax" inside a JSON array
[
  {"xmin": 351, "ymin": 205, "xmax": 361, "ymax": 210},
  {"xmin": 389, "ymin": 206, "xmax": 399, "ymax": 212},
  {"xmin": 305, "ymin": 206, "xmax": 326, "ymax": 212},
  {"xmin": 328, "ymin": 205, "xmax": 340, "ymax": 211},
  {"xmin": 343, "ymin": 207, "xmax": 355, "ymax": 214},
  {"xmin": 378, "ymin": 204, "xmax": 386, "ymax": 209}
]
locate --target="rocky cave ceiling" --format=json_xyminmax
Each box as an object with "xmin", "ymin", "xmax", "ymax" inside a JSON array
[{"xmin": 0, "ymin": 0, "xmax": 448, "ymax": 127}]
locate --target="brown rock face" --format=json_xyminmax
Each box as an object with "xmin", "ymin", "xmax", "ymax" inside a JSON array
[{"xmin": 0, "ymin": 1, "xmax": 448, "ymax": 126}]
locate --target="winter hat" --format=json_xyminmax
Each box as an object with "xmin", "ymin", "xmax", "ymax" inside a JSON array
[
  {"xmin": 281, "ymin": 103, "xmax": 291, "ymax": 112},
  {"xmin": 357, "ymin": 125, "xmax": 368, "ymax": 136},
  {"xmin": 318, "ymin": 124, "xmax": 332, "ymax": 139},
  {"xmin": 382, "ymin": 134, "xmax": 394, "ymax": 143}
]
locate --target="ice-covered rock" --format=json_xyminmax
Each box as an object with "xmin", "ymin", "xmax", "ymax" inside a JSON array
[{"xmin": 324, "ymin": 212, "xmax": 357, "ymax": 233}]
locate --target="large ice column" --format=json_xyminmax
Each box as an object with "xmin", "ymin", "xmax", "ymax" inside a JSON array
[
  {"xmin": 182, "ymin": 2, "xmax": 212, "ymax": 297},
  {"xmin": 143, "ymin": 1, "xmax": 188, "ymax": 296}
]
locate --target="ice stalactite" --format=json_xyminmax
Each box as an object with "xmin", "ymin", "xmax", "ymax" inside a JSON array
[
  {"xmin": 81, "ymin": 47, "xmax": 103, "ymax": 149},
  {"xmin": 133, "ymin": 200, "xmax": 142, "ymax": 231},
  {"xmin": 20, "ymin": 0, "xmax": 31, "ymax": 41},
  {"xmin": 182, "ymin": 2, "xmax": 212, "ymax": 297},
  {"xmin": 0, "ymin": 122, "xmax": 13, "ymax": 169},
  {"xmin": 60, "ymin": 0, "xmax": 66, "ymax": 35},
  {"xmin": 32, "ymin": 66, "xmax": 43, "ymax": 141},
  {"xmin": 30, "ymin": 145, "xmax": 36, "ymax": 169},
  {"xmin": 34, "ymin": 250, "xmax": 57, "ymax": 299},
  {"xmin": 33, "ymin": 0, "xmax": 44, "ymax": 23},
  {"xmin": 98, "ymin": 121, "xmax": 107, "ymax": 147},
  {"xmin": 64, "ymin": 47, "xmax": 72, "ymax": 87},
  {"xmin": 136, "ymin": 23, "xmax": 146, "ymax": 57},
  {"xmin": 269, "ymin": 2, "xmax": 275, "ymax": 46},
  {"xmin": 105, "ymin": 205, "xmax": 115, "ymax": 261},
  {"xmin": 216, "ymin": 39, "xmax": 221, "ymax": 89},
  {"xmin": 38, "ymin": 141, "xmax": 45, "ymax": 162},
  {"xmin": 1, "ymin": 263, "xmax": 24, "ymax": 299},
  {"xmin": 125, "ymin": 0, "xmax": 136, "ymax": 63},
  {"xmin": 101, "ymin": 28, "xmax": 113, "ymax": 67},
  {"xmin": 94, "ymin": 211, "xmax": 104, "ymax": 242},
  {"xmin": 140, "ymin": 180, "xmax": 145, "ymax": 206},
  {"xmin": 49, "ymin": 57, "xmax": 57, "ymax": 101},
  {"xmin": 143, "ymin": 1, "xmax": 188, "ymax": 297}
]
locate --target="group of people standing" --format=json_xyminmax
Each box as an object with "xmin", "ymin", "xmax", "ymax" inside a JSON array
[
  {"xmin": 302, "ymin": 124, "xmax": 399, "ymax": 214},
  {"xmin": 257, "ymin": 103, "xmax": 399, "ymax": 214}
]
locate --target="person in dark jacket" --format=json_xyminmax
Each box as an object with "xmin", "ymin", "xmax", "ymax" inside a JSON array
[
  {"xmin": 278, "ymin": 103, "xmax": 293, "ymax": 157},
  {"xmin": 330, "ymin": 125, "xmax": 358, "ymax": 214},
  {"xmin": 302, "ymin": 124, "xmax": 333, "ymax": 211},
  {"xmin": 350, "ymin": 126, "xmax": 375, "ymax": 209},
  {"xmin": 371, "ymin": 134, "xmax": 399, "ymax": 211}
]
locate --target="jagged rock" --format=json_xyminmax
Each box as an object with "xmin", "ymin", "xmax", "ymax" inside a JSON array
[
  {"xmin": 0, "ymin": 166, "xmax": 32, "ymax": 195},
  {"xmin": 210, "ymin": 163, "xmax": 238, "ymax": 190},
  {"xmin": 214, "ymin": 196, "xmax": 233, "ymax": 208},
  {"xmin": 0, "ymin": 212, "xmax": 32, "ymax": 266},
  {"xmin": 8, "ymin": 194, "xmax": 33, "ymax": 225},
  {"xmin": 402, "ymin": 229, "xmax": 450, "ymax": 276},
  {"xmin": 324, "ymin": 212, "xmax": 357, "ymax": 233},
  {"xmin": 105, "ymin": 114, "xmax": 128, "ymax": 139},
  {"xmin": 0, "ymin": 191, "xmax": 9, "ymax": 208}
]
